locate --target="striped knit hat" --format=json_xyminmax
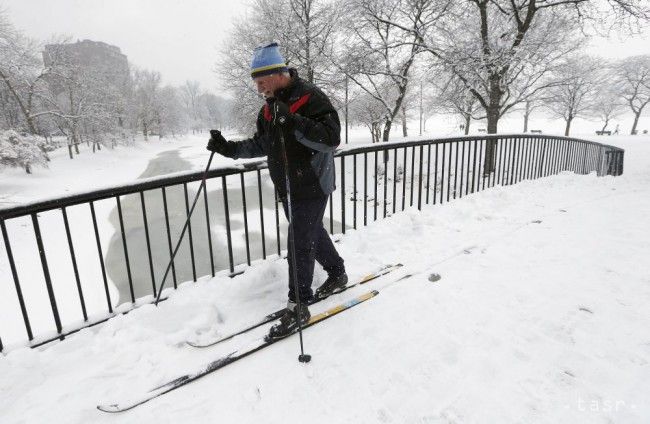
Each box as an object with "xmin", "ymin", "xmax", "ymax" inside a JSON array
[{"xmin": 250, "ymin": 42, "xmax": 288, "ymax": 78}]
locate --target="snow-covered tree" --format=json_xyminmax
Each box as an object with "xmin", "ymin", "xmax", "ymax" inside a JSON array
[
  {"xmin": 157, "ymin": 85, "xmax": 186, "ymax": 138},
  {"xmin": 371, "ymin": 0, "xmax": 648, "ymax": 171},
  {"xmin": 0, "ymin": 130, "xmax": 48, "ymax": 173},
  {"xmin": 614, "ymin": 55, "xmax": 650, "ymax": 135},
  {"xmin": 0, "ymin": 17, "xmax": 71, "ymax": 135},
  {"xmin": 349, "ymin": 91, "xmax": 386, "ymax": 143},
  {"xmin": 181, "ymin": 80, "xmax": 203, "ymax": 133},
  {"xmin": 592, "ymin": 83, "xmax": 626, "ymax": 134},
  {"xmin": 430, "ymin": 74, "xmax": 481, "ymax": 135},
  {"xmin": 334, "ymin": 0, "xmax": 444, "ymax": 142},
  {"xmin": 544, "ymin": 56, "xmax": 602, "ymax": 136},
  {"xmin": 521, "ymin": 97, "xmax": 547, "ymax": 133},
  {"xmin": 133, "ymin": 68, "xmax": 162, "ymax": 140}
]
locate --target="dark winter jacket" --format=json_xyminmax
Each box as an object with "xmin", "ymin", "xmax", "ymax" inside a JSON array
[{"xmin": 226, "ymin": 69, "xmax": 341, "ymax": 199}]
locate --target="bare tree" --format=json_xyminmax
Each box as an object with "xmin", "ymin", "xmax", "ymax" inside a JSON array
[
  {"xmin": 521, "ymin": 97, "xmax": 547, "ymax": 133},
  {"xmin": 349, "ymin": 90, "xmax": 387, "ymax": 142},
  {"xmin": 544, "ymin": 56, "xmax": 601, "ymax": 136},
  {"xmin": 334, "ymin": 0, "xmax": 448, "ymax": 142},
  {"xmin": 199, "ymin": 92, "xmax": 229, "ymax": 130},
  {"xmin": 133, "ymin": 68, "xmax": 162, "ymax": 140},
  {"xmin": 592, "ymin": 85, "xmax": 626, "ymax": 134},
  {"xmin": 614, "ymin": 54, "xmax": 650, "ymax": 135},
  {"xmin": 371, "ymin": 0, "xmax": 648, "ymax": 170},
  {"xmin": 181, "ymin": 80, "xmax": 203, "ymax": 133},
  {"xmin": 0, "ymin": 23, "xmax": 71, "ymax": 134},
  {"xmin": 158, "ymin": 85, "xmax": 186, "ymax": 138},
  {"xmin": 431, "ymin": 74, "xmax": 481, "ymax": 135}
]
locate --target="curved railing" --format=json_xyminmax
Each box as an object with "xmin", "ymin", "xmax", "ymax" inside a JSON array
[{"xmin": 0, "ymin": 134, "xmax": 624, "ymax": 352}]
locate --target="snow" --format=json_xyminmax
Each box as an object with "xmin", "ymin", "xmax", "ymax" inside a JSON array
[{"xmin": 1, "ymin": 133, "xmax": 648, "ymax": 423}]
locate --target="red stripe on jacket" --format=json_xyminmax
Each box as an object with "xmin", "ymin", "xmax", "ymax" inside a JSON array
[{"xmin": 263, "ymin": 93, "xmax": 311, "ymax": 122}]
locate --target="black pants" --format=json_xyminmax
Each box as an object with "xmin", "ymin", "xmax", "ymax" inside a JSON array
[{"xmin": 281, "ymin": 196, "xmax": 345, "ymax": 303}]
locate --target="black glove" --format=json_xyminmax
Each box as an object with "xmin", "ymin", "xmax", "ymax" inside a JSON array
[
  {"xmin": 266, "ymin": 97, "xmax": 292, "ymax": 127},
  {"xmin": 207, "ymin": 130, "xmax": 234, "ymax": 157}
]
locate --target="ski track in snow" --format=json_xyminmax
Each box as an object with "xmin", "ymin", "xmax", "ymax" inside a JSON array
[{"xmin": 1, "ymin": 134, "xmax": 649, "ymax": 423}]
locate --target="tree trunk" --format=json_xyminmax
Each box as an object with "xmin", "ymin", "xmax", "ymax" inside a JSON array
[
  {"xmin": 565, "ymin": 116, "xmax": 573, "ymax": 136},
  {"xmin": 482, "ymin": 73, "xmax": 502, "ymax": 174},
  {"xmin": 0, "ymin": 70, "xmax": 38, "ymax": 134},
  {"xmin": 143, "ymin": 122, "xmax": 148, "ymax": 141},
  {"xmin": 382, "ymin": 119, "xmax": 393, "ymax": 142},
  {"xmin": 486, "ymin": 107, "xmax": 499, "ymax": 134},
  {"xmin": 25, "ymin": 163, "xmax": 32, "ymax": 174},
  {"xmin": 523, "ymin": 101, "xmax": 531, "ymax": 133},
  {"xmin": 483, "ymin": 104, "xmax": 500, "ymax": 174},
  {"xmin": 601, "ymin": 118, "xmax": 609, "ymax": 133},
  {"xmin": 464, "ymin": 114, "xmax": 471, "ymax": 135},
  {"xmin": 402, "ymin": 107, "xmax": 407, "ymax": 137},
  {"xmin": 523, "ymin": 113, "xmax": 529, "ymax": 133},
  {"xmin": 631, "ymin": 111, "xmax": 641, "ymax": 135}
]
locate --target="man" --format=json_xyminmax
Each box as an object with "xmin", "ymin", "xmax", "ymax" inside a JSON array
[{"xmin": 207, "ymin": 42, "xmax": 347, "ymax": 340}]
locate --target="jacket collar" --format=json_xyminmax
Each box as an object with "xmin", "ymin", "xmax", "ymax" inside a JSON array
[{"xmin": 275, "ymin": 68, "xmax": 301, "ymax": 102}]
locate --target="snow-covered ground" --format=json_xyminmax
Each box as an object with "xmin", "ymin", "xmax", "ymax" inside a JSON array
[{"xmin": 0, "ymin": 133, "xmax": 648, "ymax": 423}]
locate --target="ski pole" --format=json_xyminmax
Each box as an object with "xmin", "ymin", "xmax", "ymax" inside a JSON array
[
  {"xmin": 274, "ymin": 101, "xmax": 311, "ymax": 363},
  {"xmin": 155, "ymin": 151, "xmax": 215, "ymax": 305}
]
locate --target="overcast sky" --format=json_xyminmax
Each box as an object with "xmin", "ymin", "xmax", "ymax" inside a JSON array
[
  {"xmin": 2, "ymin": 0, "xmax": 250, "ymax": 92},
  {"xmin": 2, "ymin": 0, "xmax": 649, "ymax": 94}
]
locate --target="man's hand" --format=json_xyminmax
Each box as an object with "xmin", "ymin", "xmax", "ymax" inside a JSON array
[
  {"xmin": 266, "ymin": 97, "xmax": 292, "ymax": 126},
  {"xmin": 207, "ymin": 130, "xmax": 234, "ymax": 157}
]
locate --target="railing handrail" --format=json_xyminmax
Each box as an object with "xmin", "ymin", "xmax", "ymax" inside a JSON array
[{"xmin": 0, "ymin": 134, "xmax": 624, "ymax": 220}]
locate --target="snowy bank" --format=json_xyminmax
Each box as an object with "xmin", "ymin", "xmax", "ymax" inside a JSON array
[{"xmin": 0, "ymin": 135, "xmax": 648, "ymax": 423}]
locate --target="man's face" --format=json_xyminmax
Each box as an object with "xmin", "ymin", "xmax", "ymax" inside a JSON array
[{"xmin": 253, "ymin": 73, "xmax": 284, "ymax": 98}]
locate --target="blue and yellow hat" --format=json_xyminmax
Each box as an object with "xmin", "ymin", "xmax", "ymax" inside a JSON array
[{"xmin": 250, "ymin": 42, "xmax": 288, "ymax": 79}]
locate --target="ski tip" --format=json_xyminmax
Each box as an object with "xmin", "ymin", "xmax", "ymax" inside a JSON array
[{"xmin": 97, "ymin": 404, "xmax": 123, "ymax": 413}]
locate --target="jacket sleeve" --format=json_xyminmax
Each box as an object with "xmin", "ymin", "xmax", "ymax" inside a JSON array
[
  {"xmin": 231, "ymin": 111, "xmax": 269, "ymax": 159},
  {"xmin": 292, "ymin": 90, "xmax": 341, "ymax": 153}
]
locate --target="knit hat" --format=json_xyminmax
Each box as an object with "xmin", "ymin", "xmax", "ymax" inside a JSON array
[{"xmin": 250, "ymin": 42, "xmax": 288, "ymax": 79}]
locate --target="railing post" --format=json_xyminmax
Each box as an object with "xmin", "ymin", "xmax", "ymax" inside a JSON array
[
  {"xmin": 90, "ymin": 201, "xmax": 113, "ymax": 312},
  {"xmin": 341, "ymin": 156, "xmax": 346, "ymax": 233},
  {"xmin": 61, "ymin": 207, "xmax": 87, "ymax": 321},
  {"xmin": 256, "ymin": 170, "xmax": 266, "ymax": 260},
  {"xmin": 182, "ymin": 184, "xmax": 198, "ymax": 280},
  {"xmin": 222, "ymin": 176, "xmax": 235, "ymax": 274},
  {"xmin": 116, "ymin": 196, "xmax": 135, "ymax": 303},
  {"xmin": 374, "ymin": 151, "xmax": 378, "ymax": 220},
  {"xmin": 353, "ymin": 155, "xmax": 357, "ymax": 228},
  {"xmin": 140, "ymin": 192, "xmax": 158, "ymax": 293},
  {"xmin": 1, "ymin": 219, "xmax": 33, "ymax": 341},
  {"xmin": 418, "ymin": 145, "xmax": 424, "ymax": 210},
  {"xmin": 31, "ymin": 213, "xmax": 63, "ymax": 337},
  {"xmin": 537, "ymin": 139, "xmax": 547, "ymax": 178},
  {"xmin": 455, "ymin": 141, "xmax": 461, "ymax": 199},
  {"xmin": 239, "ymin": 174, "xmax": 251, "ymax": 266}
]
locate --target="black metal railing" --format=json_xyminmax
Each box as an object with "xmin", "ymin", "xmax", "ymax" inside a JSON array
[{"xmin": 0, "ymin": 134, "xmax": 624, "ymax": 352}]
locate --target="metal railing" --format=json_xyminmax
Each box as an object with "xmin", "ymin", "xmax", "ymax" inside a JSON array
[{"xmin": 0, "ymin": 134, "xmax": 624, "ymax": 352}]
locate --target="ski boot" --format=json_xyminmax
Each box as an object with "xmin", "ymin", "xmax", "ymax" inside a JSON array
[
  {"xmin": 315, "ymin": 272, "xmax": 348, "ymax": 299},
  {"xmin": 266, "ymin": 302, "xmax": 311, "ymax": 341}
]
